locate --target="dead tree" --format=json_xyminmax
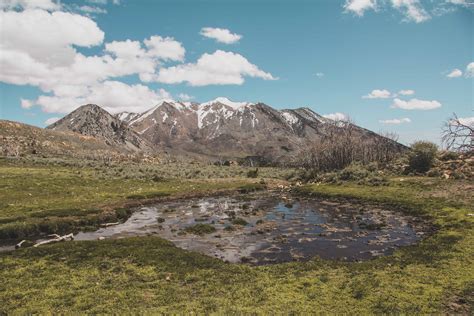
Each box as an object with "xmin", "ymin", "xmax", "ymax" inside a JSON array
[{"xmin": 442, "ymin": 113, "xmax": 473, "ymax": 152}]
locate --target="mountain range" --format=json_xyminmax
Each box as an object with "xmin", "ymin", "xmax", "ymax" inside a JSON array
[{"xmin": 44, "ymin": 97, "xmax": 404, "ymax": 165}]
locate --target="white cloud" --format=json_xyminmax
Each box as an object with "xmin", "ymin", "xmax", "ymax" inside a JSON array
[
  {"xmin": 34, "ymin": 81, "xmax": 172, "ymax": 114},
  {"xmin": 345, "ymin": 0, "xmax": 469, "ymax": 23},
  {"xmin": 200, "ymin": 27, "xmax": 242, "ymax": 44},
  {"xmin": 390, "ymin": 0, "xmax": 430, "ymax": 23},
  {"xmin": 398, "ymin": 89, "xmax": 415, "ymax": 95},
  {"xmin": 458, "ymin": 116, "xmax": 474, "ymax": 126},
  {"xmin": 78, "ymin": 5, "xmax": 107, "ymax": 14},
  {"xmin": 20, "ymin": 99, "xmax": 33, "ymax": 109},
  {"xmin": 144, "ymin": 36, "xmax": 185, "ymax": 61},
  {"xmin": 0, "ymin": 9, "xmax": 104, "ymax": 67},
  {"xmin": 178, "ymin": 93, "xmax": 193, "ymax": 101},
  {"xmin": 323, "ymin": 112, "xmax": 349, "ymax": 121},
  {"xmin": 379, "ymin": 117, "xmax": 411, "ymax": 124},
  {"xmin": 343, "ymin": 0, "xmax": 377, "ymax": 16},
  {"xmin": 465, "ymin": 62, "xmax": 474, "ymax": 78},
  {"xmin": 315, "ymin": 72, "xmax": 325, "ymax": 78},
  {"xmin": 363, "ymin": 89, "xmax": 392, "ymax": 99},
  {"xmin": 447, "ymin": 68, "xmax": 463, "ymax": 78},
  {"xmin": 0, "ymin": 0, "xmax": 60, "ymax": 10},
  {"xmin": 44, "ymin": 117, "xmax": 60, "ymax": 125},
  {"xmin": 155, "ymin": 50, "xmax": 276, "ymax": 86},
  {"xmin": 0, "ymin": 7, "xmax": 275, "ymax": 114},
  {"xmin": 391, "ymin": 98, "xmax": 442, "ymax": 110}
]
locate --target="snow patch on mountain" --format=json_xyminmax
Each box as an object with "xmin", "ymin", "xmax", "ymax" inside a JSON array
[
  {"xmin": 201, "ymin": 97, "xmax": 253, "ymax": 110},
  {"xmin": 282, "ymin": 112, "xmax": 299, "ymax": 125}
]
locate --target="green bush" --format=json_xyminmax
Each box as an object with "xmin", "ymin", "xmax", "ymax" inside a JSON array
[
  {"xmin": 407, "ymin": 141, "xmax": 438, "ymax": 173},
  {"xmin": 338, "ymin": 163, "xmax": 370, "ymax": 181},
  {"xmin": 184, "ymin": 223, "xmax": 216, "ymax": 236}
]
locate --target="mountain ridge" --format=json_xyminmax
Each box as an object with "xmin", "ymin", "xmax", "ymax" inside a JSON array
[{"xmin": 47, "ymin": 98, "xmax": 406, "ymax": 164}]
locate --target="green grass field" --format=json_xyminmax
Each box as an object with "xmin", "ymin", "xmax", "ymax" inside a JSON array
[
  {"xmin": 0, "ymin": 159, "xmax": 266, "ymax": 238},
  {"xmin": 0, "ymin": 160, "xmax": 473, "ymax": 313}
]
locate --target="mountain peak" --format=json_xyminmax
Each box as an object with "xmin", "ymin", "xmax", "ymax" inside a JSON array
[
  {"xmin": 47, "ymin": 103, "xmax": 152, "ymax": 151},
  {"xmin": 201, "ymin": 97, "xmax": 253, "ymax": 110}
]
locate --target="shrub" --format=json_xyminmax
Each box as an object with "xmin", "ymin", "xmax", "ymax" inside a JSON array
[
  {"xmin": 407, "ymin": 141, "xmax": 438, "ymax": 173},
  {"xmin": 184, "ymin": 223, "xmax": 216, "ymax": 236},
  {"xmin": 231, "ymin": 218, "xmax": 248, "ymax": 226},
  {"xmin": 338, "ymin": 163, "xmax": 370, "ymax": 181},
  {"xmin": 247, "ymin": 168, "xmax": 259, "ymax": 178}
]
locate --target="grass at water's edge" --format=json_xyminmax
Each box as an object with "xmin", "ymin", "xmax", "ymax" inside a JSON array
[
  {"xmin": 0, "ymin": 172, "xmax": 473, "ymax": 313},
  {"xmin": 0, "ymin": 161, "xmax": 266, "ymax": 239}
]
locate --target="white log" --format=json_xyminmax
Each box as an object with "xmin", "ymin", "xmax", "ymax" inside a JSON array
[
  {"xmin": 100, "ymin": 222, "xmax": 120, "ymax": 228},
  {"xmin": 33, "ymin": 233, "xmax": 74, "ymax": 247},
  {"xmin": 15, "ymin": 240, "xmax": 27, "ymax": 249}
]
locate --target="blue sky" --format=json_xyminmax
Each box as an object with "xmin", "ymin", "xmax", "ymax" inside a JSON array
[{"xmin": 0, "ymin": 0, "xmax": 472, "ymax": 145}]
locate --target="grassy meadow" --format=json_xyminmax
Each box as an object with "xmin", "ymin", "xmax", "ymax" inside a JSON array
[{"xmin": 0, "ymin": 157, "xmax": 473, "ymax": 313}]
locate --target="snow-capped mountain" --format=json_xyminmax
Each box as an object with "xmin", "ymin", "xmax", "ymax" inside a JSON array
[
  {"xmin": 48, "ymin": 98, "xmax": 404, "ymax": 163},
  {"xmin": 112, "ymin": 97, "xmax": 373, "ymax": 162}
]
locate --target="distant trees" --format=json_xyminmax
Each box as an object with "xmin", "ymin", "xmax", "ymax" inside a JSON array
[
  {"xmin": 442, "ymin": 113, "xmax": 473, "ymax": 153},
  {"xmin": 299, "ymin": 117, "xmax": 404, "ymax": 173}
]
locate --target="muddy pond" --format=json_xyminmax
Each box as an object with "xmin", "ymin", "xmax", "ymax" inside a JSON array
[{"xmin": 4, "ymin": 192, "xmax": 429, "ymax": 264}]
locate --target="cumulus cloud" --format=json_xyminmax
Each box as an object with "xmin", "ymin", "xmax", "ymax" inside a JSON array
[
  {"xmin": 447, "ymin": 68, "xmax": 463, "ymax": 78},
  {"xmin": 144, "ymin": 36, "xmax": 186, "ymax": 61},
  {"xmin": 379, "ymin": 117, "xmax": 411, "ymax": 124},
  {"xmin": 465, "ymin": 62, "xmax": 474, "ymax": 78},
  {"xmin": 44, "ymin": 117, "xmax": 60, "ymax": 125},
  {"xmin": 315, "ymin": 72, "xmax": 325, "ymax": 78},
  {"xmin": 34, "ymin": 81, "xmax": 172, "ymax": 114},
  {"xmin": 323, "ymin": 112, "xmax": 349, "ymax": 121},
  {"xmin": 363, "ymin": 89, "xmax": 392, "ymax": 99},
  {"xmin": 200, "ymin": 27, "xmax": 242, "ymax": 44},
  {"xmin": 0, "ymin": 8, "xmax": 180, "ymax": 113},
  {"xmin": 391, "ymin": 98, "xmax": 442, "ymax": 110},
  {"xmin": 155, "ymin": 50, "xmax": 276, "ymax": 86},
  {"xmin": 344, "ymin": 0, "xmax": 377, "ymax": 16},
  {"xmin": 178, "ymin": 93, "xmax": 193, "ymax": 101},
  {"xmin": 0, "ymin": 7, "xmax": 276, "ymax": 114},
  {"xmin": 398, "ymin": 89, "xmax": 415, "ymax": 95},
  {"xmin": 0, "ymin": 9, "xmax": 104, "ymax": 67},
  {"xmin": 391, "ymin": 0, "xmax": 430, "ymax": 23}
]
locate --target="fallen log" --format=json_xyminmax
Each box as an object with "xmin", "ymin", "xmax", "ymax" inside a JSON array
[
  {"xmin": 33, "ymin": 233, "xmax": 74, "ymax": 247},
  {"xmin": 100, "ymin": 222, "xmax": 120, "ymax": 228},
  {"xmin": 15, "ymin": 240, "xmax": 27, "ymax": 249}
]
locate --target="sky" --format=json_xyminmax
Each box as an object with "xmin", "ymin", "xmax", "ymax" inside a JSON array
[{"xmin": 0, "ymin": 0, "xmax": 472, "ymax": 145}]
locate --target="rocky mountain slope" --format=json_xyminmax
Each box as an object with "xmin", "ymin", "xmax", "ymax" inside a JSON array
[
  {"xmin": 37, "ymin": 98, "xmax": 405, "ymax": 164},
  {"xmin": 47, "ymin": 104, "xmax": 153, "ymax": 152},
  {"xmin": 0, "ymin": 120, "xmax": 140, "ymax": 160},
  {"xmin": 114, "ymin": 97, "xmax": 404, "ymax": 163}
]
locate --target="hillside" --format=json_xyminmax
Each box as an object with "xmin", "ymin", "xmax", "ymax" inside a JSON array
[
  {"xmin": 0, "ymin": 120, "xmax": 144, "ymax": 160},
  {"xmin": 47, "ymin": 104, "xmax": 154, "ymax": 152}
]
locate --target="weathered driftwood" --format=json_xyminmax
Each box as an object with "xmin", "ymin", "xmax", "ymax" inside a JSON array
[
  {"xmin": 100, "ymin": 222, "xmax": 120, "ymax": 228},
  {"xmin": 33, "ymin": 233, "xmax": 74, "ymax": 247},
  {"xmin": 15, "ymin": 240, "xmax": 27, "ymax": 249}
]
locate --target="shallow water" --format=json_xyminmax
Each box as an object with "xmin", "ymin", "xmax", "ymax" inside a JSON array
[{"xmin": 2, "ymin": 192, "xmax": 428, "ymax": 264}]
